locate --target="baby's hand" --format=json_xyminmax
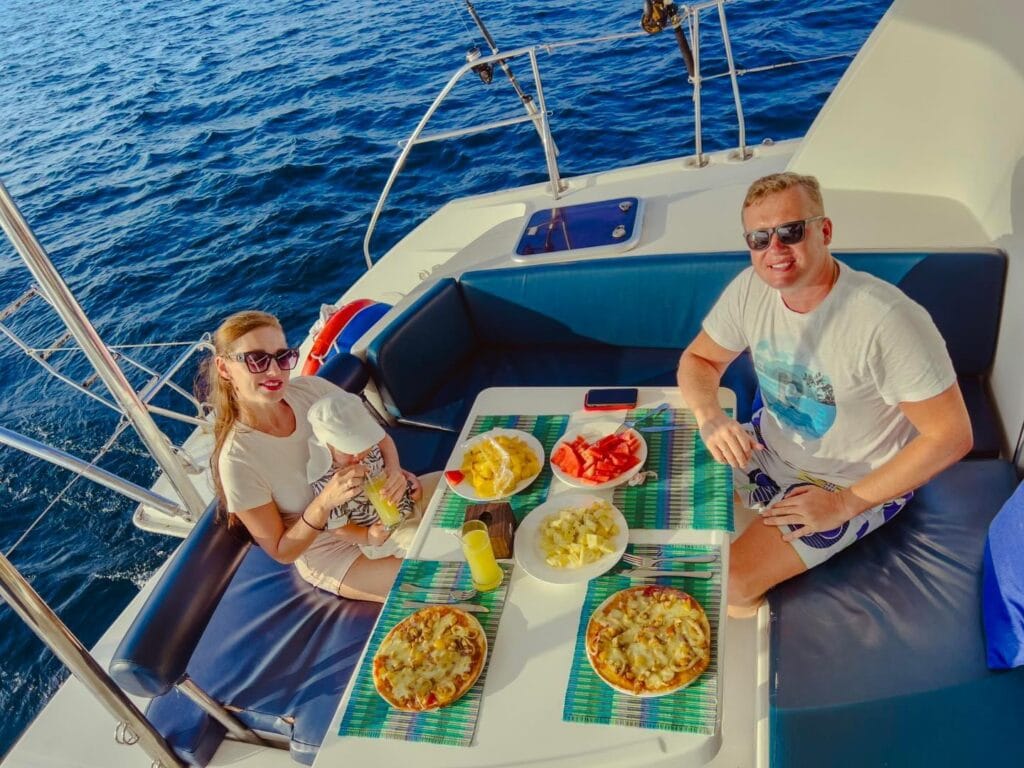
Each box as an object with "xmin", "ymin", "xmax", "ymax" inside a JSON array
[{"xmin": 367, "ymin": 522, "xmax": 392, "ymax": 547}]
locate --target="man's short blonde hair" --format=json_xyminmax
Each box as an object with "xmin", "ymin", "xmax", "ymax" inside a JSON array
[{"xmin": 742, "ymin": 172, "xmax": 825, "ymax": 216}]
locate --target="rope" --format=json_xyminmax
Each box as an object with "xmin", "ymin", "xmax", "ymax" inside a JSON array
[
  {"xmin": 28, "ymin": 340, "xmax": 199, "ymax": 355},
  {"xmin": 701, "ymin": 51, "xmax": 857, "ymax": 82}
]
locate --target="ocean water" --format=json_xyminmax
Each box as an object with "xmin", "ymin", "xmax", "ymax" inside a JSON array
[{"xmin": 0, "ymin": 0, "xmax": 890, "ymax": 756}]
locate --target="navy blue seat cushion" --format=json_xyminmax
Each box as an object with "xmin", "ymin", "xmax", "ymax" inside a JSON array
[
  {"xmin": 770, "ymin": 459, "xmax": 1024, "ymax": 767},
  {"xmin": 144, "ymin": 689, "xmax": 224, "ymax": 767},
  {"xmin": 385, "ymin": 422, "xmax": 457, "ymax": 476},
  {"xmin": 983, "ymin": 480, "xmax": 1024, "ymax": 669},
  {"xmin": 136, "ymin": 545, "xmax": 380, "ymax": 765},
  {"xmin": 178, "ymin": 545, "xmax": 380, "ymax": 764}
]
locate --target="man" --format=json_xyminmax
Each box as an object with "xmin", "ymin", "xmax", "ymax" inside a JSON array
[{"xmin": 677, "ymin": 172, "xmax": 973, "ymax": 616}]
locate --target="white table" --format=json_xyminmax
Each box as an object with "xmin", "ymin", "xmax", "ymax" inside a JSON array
[{"xmin": 315, "ymin": 387, "xmax": 769, "ymax": 768}]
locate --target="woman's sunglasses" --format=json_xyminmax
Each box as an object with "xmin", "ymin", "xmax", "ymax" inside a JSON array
[
  {"xmin": 225, "ymin": 348, "xmax": 300, "ymax": 374},
  {"xmin": 743, "ymin": 215, "xmax": 825, "ymax": 251}
]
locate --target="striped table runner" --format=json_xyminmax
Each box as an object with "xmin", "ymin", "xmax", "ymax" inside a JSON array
[
  {"xmin": 338, "ymin": 558, "xmax": 513, "ymax": 746},
  {"xmin": 613, "ymin": 407, "xmax": 734, "ymax": 531},
  {"xmin": 562, "ymin": 543, "xmax": 722, "ymax": 735},
  {"xmin": 431, "ymin": 414, "xmax": 569, "ymax": 529}
]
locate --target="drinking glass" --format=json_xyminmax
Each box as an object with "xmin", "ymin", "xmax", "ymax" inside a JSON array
[
  {"xmin": 364, "ymin": 472, "xmax": 404, "ymax": 529},
  {"xmin": 458, "ymin": 520, "xmax": 504, "ymax": 592}
]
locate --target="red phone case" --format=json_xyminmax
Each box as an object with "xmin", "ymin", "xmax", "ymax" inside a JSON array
[{"xmin": 583, "ymin": 391, "xmax": 637, "ymax": 411}]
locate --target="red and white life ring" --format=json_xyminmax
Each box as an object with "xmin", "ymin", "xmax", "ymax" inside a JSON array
[{"xmin": 301, "ymin": 299, "xmax": 391, "ymax": 376}]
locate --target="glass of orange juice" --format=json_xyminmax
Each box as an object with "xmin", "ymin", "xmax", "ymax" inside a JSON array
[
  {"xmin": 364, "ymin": 472, "xmax": 404, "ymax": 529},
  {"xmin": 458, "ymin": 520, "xmax": 504, "ymax": 592}
]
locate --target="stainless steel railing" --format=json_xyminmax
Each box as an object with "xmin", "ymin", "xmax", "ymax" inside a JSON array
[
  {"xmin": 0, "ymin": 180, "xmax": 207, "ymax": 522},
  {"xmin": 362, "ymin": 0, "xmax": 757, "ymax": 267},
  {"xmin": 363, "ymin": 45, "xmax": 563, "ymax": 268},
  {"xmin": 0, "ymin": 551, "xmax": 185, "ymax": 767}
]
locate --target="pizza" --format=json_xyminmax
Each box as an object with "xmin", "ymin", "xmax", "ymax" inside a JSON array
[
  {"xmin": 372, "ymin": 605, "xmax": 487, "ymax": 711},
  {"xmin": 586, "ymin": 585, "xmax": 711, "ymax": 695}
]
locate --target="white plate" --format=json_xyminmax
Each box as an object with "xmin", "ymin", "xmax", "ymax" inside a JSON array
[
  {"xmin": 513, "ymin": 493, "xmax": 629, "ymax": 584},
  {"xmin": 549, "ymin": 421, "xmax": 648, "ymax": 490},
  {"xmin": 445, "ymin": 428, "xmax": 545, "ymax": 501},
  {"xmin": 584, "ymin": 586, "xmax": 709, "ymax": 697}
]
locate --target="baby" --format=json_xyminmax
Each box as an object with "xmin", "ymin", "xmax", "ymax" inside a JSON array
[{"xmin": 306, "ymin": 392, "xmax": 418, "ymax": 559}]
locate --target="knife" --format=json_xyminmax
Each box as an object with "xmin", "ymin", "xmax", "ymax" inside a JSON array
[
  {"xmin": 617, "ymin": 569, "xmax": 714, "ymax": 579},
  {"xmin": 401, "ymin": 600, "xmax": 490, "ymax": 613},
  {"xmin": 637, "ymin": 425, "xmax": 684, "ymax": 433}
]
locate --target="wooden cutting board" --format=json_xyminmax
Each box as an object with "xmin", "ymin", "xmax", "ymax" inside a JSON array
[{"xmin": 464, "ymin": 502, "xmax": 517, "ymax": 559}]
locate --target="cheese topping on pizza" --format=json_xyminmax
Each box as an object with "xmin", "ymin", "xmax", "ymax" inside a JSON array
[
  {"xmin": 373, "ymin": 606, "xmax": 486, "ymax": 711},
  {"xmin": 587, "ymin": 585, "xmax": 711, "ymax": 694}
]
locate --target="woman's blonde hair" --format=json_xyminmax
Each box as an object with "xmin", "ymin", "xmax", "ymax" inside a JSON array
[{"xmin": 198, "ymin": 310, "xmax": 283, "ymax": 531}]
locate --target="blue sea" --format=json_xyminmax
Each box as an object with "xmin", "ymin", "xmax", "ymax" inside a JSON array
[{"xmin": 0, "ymin": 0, "xmax": 890, "ymax": 756}]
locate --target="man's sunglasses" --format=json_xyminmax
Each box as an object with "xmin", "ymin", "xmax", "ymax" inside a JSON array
[
  {"xmin": 225, "ymin": 348, "xmax": 300, "ymax": 374},
  {"xmin": 743, "ymin": 215, "xmax": 825, "ymax": 251}
]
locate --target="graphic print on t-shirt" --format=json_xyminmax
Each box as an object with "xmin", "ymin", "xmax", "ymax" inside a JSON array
[{"xmin": 754, "ymin": 340, "xmax": 836, "ymax": 441}]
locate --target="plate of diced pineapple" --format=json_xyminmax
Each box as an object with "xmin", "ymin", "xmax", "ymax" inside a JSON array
[
  {"xmin": 514, "ymin": 493, "xmax": 628, "ymax": 584},
  {"xmin": 445, "ymin": 428, "xmax": 545, "ymax": 500}
]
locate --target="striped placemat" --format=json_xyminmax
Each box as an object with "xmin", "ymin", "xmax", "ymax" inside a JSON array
[
  {"xmin": 613, "ymin": 407, "xmax": 734, "ymax": 531},
  {"xmin": 432, "ymin": 414, "xmax": 569, "ymax": 529},
  {"xmin": 338, "ymin": 559, "xmax": 512, "ymax": 746},
  {"xmin": 562, "ymin": 543, "xmax": 722, "ymax": 735}
]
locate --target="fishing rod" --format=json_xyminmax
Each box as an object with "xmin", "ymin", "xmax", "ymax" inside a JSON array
[{"xmin": 463, "ymin": 0, "xmax": 558, "ymax": 156}]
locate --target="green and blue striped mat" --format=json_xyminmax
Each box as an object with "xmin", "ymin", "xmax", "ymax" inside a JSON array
[
  {"xmin": 563, "ymin": 543, "xmax": 722, "ymax": 735},
  {"xmin": 431, "ymin": 414, "xmax": 569, "ymax": 529},
  {"xmin": 337, "ymin": 558, "xmax": 513, "ymax": 746},
  {"xmin": 613, "ymin": 407, "xmax": 734, "ymax": 531}
]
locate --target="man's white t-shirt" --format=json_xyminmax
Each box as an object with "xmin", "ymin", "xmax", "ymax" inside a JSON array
[
  {"xmin": 218, "ymin": 376, "xmax": 339, "ymax": 515},
  {"xmin": 702, "ymin": 261, "xmax": 956, "ymax": 485}
]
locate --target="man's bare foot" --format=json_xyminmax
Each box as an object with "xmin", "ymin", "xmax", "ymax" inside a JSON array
[{"xmin": 727, "ymin": 598, "xmax": 764, "ymax": 619}]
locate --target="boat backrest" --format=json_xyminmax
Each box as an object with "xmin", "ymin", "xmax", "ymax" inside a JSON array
[
  {"xmin": 109, "ymin": 502, "xmax": 249, "ymax": 697},
  {"xmin": 367, "ymin": 248, "xmax": 1006, "ymax": 419}
]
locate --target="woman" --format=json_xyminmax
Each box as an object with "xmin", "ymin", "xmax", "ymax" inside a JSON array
[{"xmin": 203, "ymin": 310, "xmax": 429, "ymax": 602}]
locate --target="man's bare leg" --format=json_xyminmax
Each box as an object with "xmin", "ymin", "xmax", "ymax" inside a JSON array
[{"xmin": 728, "ymin": 492, "xmax": 806, "ymax": 618}]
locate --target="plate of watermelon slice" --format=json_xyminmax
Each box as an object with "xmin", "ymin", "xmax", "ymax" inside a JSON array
[{"xmin": 549, "ymin": 421, "xmax": 647, "ymax": 490}]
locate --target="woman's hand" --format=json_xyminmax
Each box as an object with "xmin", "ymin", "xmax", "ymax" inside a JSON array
[
  {"xmin": 317, "ymin": 463, "xmax": 367, "ymax": 509},
  {"xmin": 381, "ymin": 469, "xmax": 408, "ymax": 504},
  {"xmin": 367, "ymin": 521, "xmax": 392, "ymax": 546}
]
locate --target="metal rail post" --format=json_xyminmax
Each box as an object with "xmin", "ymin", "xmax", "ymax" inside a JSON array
[
  {"xmin": 0, "ymin": 180, "xmax": 204, "ymax": 520},
  {"xmin": 0, "ymin": 552, "xmax": 185, "ymax": 767}
]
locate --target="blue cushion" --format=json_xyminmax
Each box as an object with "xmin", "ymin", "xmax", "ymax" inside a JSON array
[
  {"xmin": 143, "ymin": 688, "xmax": 224, "ymax": 767},
  {"xmin": 110, "ymin": 504, "xmax": 249, "ymax": 697},
  {"xmin": 983, "ymin": 480, "xmax": 1024, "ymax": 669},
  {"xmin": 181, "ymin": 545, "xmax": 381, "ymax": 763},
  {"xmin": 460, "ymin": 253, "xmax": 747, "ymax": 348},
  {"xmin": 770, "ymin": 459, "xmax": 1024, "ymax": 767},
  {"xmin": 366, "ymin": 278, "xmax": 476, "ymax": 417},
  {"xmin": 368, "ymin": 251, "xmax": 1005, "ymax": 451}
]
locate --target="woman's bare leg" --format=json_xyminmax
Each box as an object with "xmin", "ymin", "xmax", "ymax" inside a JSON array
[{"xmin": 339, "ymin": 555, "xmax": 402, "ymax": 602}]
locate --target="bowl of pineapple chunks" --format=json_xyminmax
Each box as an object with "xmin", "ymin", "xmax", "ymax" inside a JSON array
[
  {"xmin": 513, "ymin": 493, "xmax": 629, "ymax": 584},
  {"xmin": 444, "ymin": 428, "xmax": 544, "ymax": 500}
]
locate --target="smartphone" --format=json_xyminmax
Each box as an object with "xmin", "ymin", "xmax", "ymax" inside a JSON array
[{"xmin": 584, "ymin": 387, "xmax": 639, "ymax": 411}]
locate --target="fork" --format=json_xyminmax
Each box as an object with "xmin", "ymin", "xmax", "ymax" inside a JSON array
[
  {"xmin": 620, "ymin": 552, "xmax": 718, "ymax": 568},
  {"xmin": 398, "ymin": 583, "xmax": 478, "ymax": 601},
  {"xmin": 616, "ymin": 402, "xmax": 671, "ymax": 434}
]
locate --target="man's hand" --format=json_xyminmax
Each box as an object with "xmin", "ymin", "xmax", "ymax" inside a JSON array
[
  {"xmin": 761, "ymin": 486, "xmax": 864, "ymax": 542},
  {"xmin": 699, "ymin": 413, "xmax": 763, "ymax": 468}
]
